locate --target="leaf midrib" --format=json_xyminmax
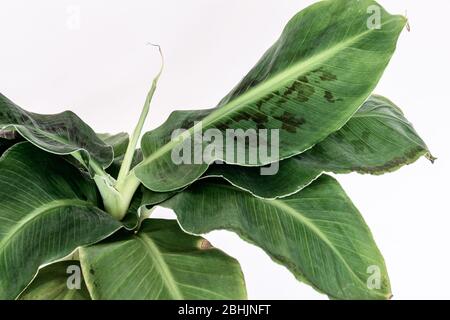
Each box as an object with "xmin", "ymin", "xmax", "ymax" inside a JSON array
[
  {"xmin": 201, "ymin": 181, "xmax": 388, "ymax": 298},
  {"xmin": 264, "ymin": 198, "xmax": 387, "ymax": 298},
  {"xmin": 0, "ymin": 199, "xmax": 94, "ymax": 252},
  {"xmin": 135, "ymin": 233, "xmax": 184, "ymax": 300},
  {"xmin": 136, "ymin": 16, "xmax": 403, "ymax": 171}
]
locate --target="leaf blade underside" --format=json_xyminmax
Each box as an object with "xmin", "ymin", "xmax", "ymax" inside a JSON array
[{"xmin": 0, "ymin": 93, "xmax": 113, "ymax": 168}]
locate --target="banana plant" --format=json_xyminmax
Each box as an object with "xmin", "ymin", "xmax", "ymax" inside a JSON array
[{"xmin": 0, "ymin": 0, "xmax": 433, "ymax": 300}]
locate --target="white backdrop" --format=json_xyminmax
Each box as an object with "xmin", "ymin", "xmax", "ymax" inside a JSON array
[{"xmin": 1, "ymin": 0, "xmax": 449, "ymax": 299}]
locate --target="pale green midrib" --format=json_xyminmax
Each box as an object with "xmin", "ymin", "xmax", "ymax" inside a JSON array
[
  {"xmin": 135, "ymin": 17, "xmax": 403, "ymax": 171},
  {"xmin": 0, "ymin": 199, "xmax": 94, "ymax": 251},
  {"xmin": 265, "ymin": 198, "xmax": 387, "ymax": 298},
  {"xmin": 135, "ymin": 233, "xmax": 184, "ymax": 300}
]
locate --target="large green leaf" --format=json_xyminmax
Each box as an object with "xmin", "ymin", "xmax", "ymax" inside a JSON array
[
  {"xmin": 204, "ymin": 95, "xmax": 432, "ymax": 199},
  {"xmin": 79, "ymin": 219, "xmax": 247, "ymax": 300},
  {"xmin": 141, "ymin": 188, "xmax": 179, "ymax": 207},
  {"xmin": 0, "ymin": 143, "xmax": 122, "ymax": 299},
  {"xmin": 136, "ymin": 0, "xmax": 406, "ymax": 192},
  {"xmin": 204, "ymin": 160, "xmax": 321, "ymax": 200},
  {"xmin": 162, "ymin": 175, "xmax": 391, "ymax": 300},
  {"xmin": 293, "ymin": 95, "xmax": 433, "ymax": 174},
  {"xmin": 19, "ymin": 261, "xmax": 91, "ymax": 300},
  {"xmin": 0, "ymin": 93, "xmax": 113, "ymax": 168}
]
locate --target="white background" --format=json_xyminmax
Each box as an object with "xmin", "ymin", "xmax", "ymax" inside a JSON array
[{"xmin": 0, "ymin": 0, "xmax": 449, "ymax": 300}]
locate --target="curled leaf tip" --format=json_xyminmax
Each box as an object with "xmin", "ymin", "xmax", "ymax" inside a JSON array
[
  {"xmin": 426, "ymin": 153, "xmax": 437, "ymax": 164},
  {"xmin": 404, "ymin": 11, "xmax": 411, "ymax": 32},
  {"xmin": 146, "ymin": 42, "xmax": 165, "ymax": 79}
]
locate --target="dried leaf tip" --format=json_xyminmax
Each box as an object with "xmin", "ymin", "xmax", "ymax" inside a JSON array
[
  {"xmin": 198, "ymin": 239, "xmax": 214, "ymax": 250},
  {"xmin": 146, "ymin": 42, "xmax": 165, "ymax": 80},
  {"xmin": 426, "ymin": 153, "xmax": 437, "ymax": 164},
  {"xmin": 405, "ymin": 11, "xmax": 411, "ymax": 32}
]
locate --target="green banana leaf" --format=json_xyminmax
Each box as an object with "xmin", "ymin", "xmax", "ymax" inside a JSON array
[
  {"xmin": 19, "ymin": 261, "xmax": 91, "ymax": 300},
  {"xmin": 136, "ymin": 0, "xmax": 406, "ymax": 192},
  {"xmin": 204, "ymin": 95, "xmax": 433, "ymax": 199},
  {"xmin": 0, "ymin": 93, "xmax": 113, "ymax": 168},
  {"xmin": 0, "ymin": 143, "xmax": 122, "ymax": 299},
  {"xmin": 162, "ymin": 175, "xmax": 391, "ymax": 300},
  {"xmin": 79, "ymin": 219, "xmax": 247, "ymax": 300}
]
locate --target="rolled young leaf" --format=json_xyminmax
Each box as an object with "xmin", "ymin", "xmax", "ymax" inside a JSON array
[
  {"xmin": 94, "ymin": 141, "xmax": 174, "ymax": 224},
  {"xmin": 137, "ymin": 0, "xmax": 407, "ymax": 192},
  {"xmin": 0, "ymin": 93, "xmax": 113, "ymax": 168},
  {"xmin": 162, "ymin": 176, "xmax": 391, "ymax": 300},
  {"xmin": 0, "ymin": 143, "xmax": 122, "ymax": 299},
  {"xmin": 19, "ymin": 261, "xmax": 91, "ymax": 300},
  {"xmin": 79, "ymin": 219, "xmax": 247, "ymax": 300},
  {"xmin": 203, "ymin": 95, "xmax": 433, "ymax": 199}
]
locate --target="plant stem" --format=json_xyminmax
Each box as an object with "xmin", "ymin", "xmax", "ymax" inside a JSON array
[
  {"xmin": 90, "ymin": 159, "xmax": 110, "ymax": 179},
  {"xmin": 72, "ymin": 151, "xmax": 111, "ymax": 181},
  {"xmin": 94, "ymin": 175, "xmax": 127, "ymax": 220},
  {"xmin": 116, "ymin": 45, "xmax": 164, "ymax": 190}
]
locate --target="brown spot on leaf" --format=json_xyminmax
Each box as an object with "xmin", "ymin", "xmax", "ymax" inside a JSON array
[
  {"xmin": 362, "ymin": 130, "xmax": 371, "ymax": 141},
  {"xmin": 350, "ymin": 146, "xmax": 426, "ymax": 174},
  {"xmin": 198, "ymin": 239, "xmax": 214, "ymax": 250},
  {"xmin": 313, "ymin": 67, "xmax": 338, "ymax": 82},
  {"xmin": 274, "ymin": 111, "xmax": 305, "ymax": 133},
  {"xmin": 231, "ymin": 109, "xmax": 269, "ymax": 129},
  {"xmin": 320, "ymin": 71, "xmax": 337, "ymax": 81},
  {"xmin": 298, "ymin": 75, "xmax": 309, "ymax": 83},
  {"xmin": 324, "ymin": 91, "xmax": 342, "ymax": 103},
  {"xmin": 285, "ymin": 80, "xmax": 315, "ymax": 103},
  {"xmin": 180, "ymin": 119, "xmax": 195, "ymax": 129}
]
